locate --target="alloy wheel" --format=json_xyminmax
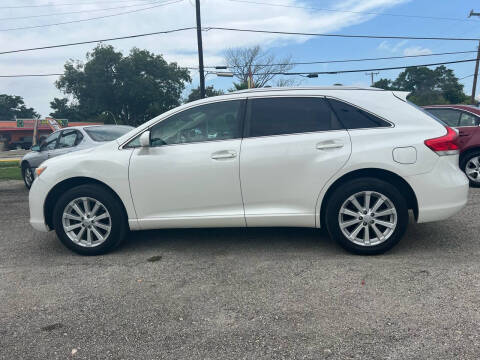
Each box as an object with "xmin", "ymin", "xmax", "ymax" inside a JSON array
[
  {"xmin": 62, "ymin": 197, "xmax": 112, "ymax": 247},
  {"xmin": 465, "ymin": 156, "xmax": 480, "ymax": 184},
  {"xmin": 338, "ymin": 191, "xmax": 397, "ymax": 246},
  {"xmin": 24, "ymin": 168, "xmax": 33, "ymax": 187}
]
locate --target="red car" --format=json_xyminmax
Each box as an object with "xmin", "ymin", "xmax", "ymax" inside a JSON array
[{"xmin": 424, "ymin": 105, "xmax": 480, "ymax": 187}]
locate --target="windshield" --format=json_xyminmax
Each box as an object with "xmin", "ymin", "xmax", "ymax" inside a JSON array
[{"xmin": 84, "ymin": 125, "xmax": 134, "ymax": 142}]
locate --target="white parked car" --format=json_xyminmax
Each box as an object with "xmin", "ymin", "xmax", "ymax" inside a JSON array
[{"xmin": 29, "ymin": 87, "xmax": 469, "ymax": 255}]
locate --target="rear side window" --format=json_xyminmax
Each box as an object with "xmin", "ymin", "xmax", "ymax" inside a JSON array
[
  {"xmin": 328, "ymin": 98, "xmax": 391, "ymax": 129},
  {"xmin": 424, "ymin": 108, "xmax": 460, "ymax": 127},
  {"xmin": 247, "ymin": 97, "xmax": 343, "ymax": 137}
]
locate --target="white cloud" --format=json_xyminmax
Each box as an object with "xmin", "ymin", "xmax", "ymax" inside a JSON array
[
  {"xmin": 403, "ymin": 46, "xmax": 432, "ymax": 56},
  {"xmin": 0, "ymin": 0, "xmax": 411, "ymax": 116},
  {"xmin": 377, "ymin": 39, "xmax": 408, "ymax": 53}
]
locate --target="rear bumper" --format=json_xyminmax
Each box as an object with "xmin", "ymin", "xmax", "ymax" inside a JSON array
[
  {"xmin": 29, "ymin": 177, "xmax": 51, "ymax": 232},
  {"xmin": 406, "ymin": 155, "xmax": 469, "ymax": 223}
]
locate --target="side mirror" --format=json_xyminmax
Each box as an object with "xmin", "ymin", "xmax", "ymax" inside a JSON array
[
  {"xmin": 139, "ymin": 131, "xmax": 150, "ymax": 147},
  {"xmin": 31, "ymin": 145, "xmax": 40, "ymax": 152}
]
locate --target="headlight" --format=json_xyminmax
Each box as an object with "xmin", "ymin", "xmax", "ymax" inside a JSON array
[{"xmin": 35, "ymin": 166, "xmax": 47, "ymax": 177}]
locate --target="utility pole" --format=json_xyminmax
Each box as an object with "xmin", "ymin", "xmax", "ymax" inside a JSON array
[
  {"xmin": 365, "ymin": 71, "xmax": 379, "ymax": 86},
  {"xmin": 469, "ymin": 10, "xmax": 480, "ymax": 104},
  {"xmin": 195, "ymin": 0, "xmax": 205, "ymax": 99}
]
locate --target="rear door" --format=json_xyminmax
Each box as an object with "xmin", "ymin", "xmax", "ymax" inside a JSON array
[
  {"xmin": 457, "ymin": 110, "xmax": 479, "ymax": 148},
  {"xmin": 239, "ymin": 96, "xmax": 351, "ymax": 227}
]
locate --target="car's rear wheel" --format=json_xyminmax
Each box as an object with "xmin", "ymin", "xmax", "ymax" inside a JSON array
[
  {"xmin": 325, "ymin": 178, "xmax": 408, "ymax": 255},
  {"xmin": 461, "ymin": 151, "xmax": 480, "ymax": 187},
  {"xmin": 21, "ymin": 163, "xmax": 35, "ymax": 189},
  {"xmin": 52, "ymin": 184, "xmax": 128, "ymax": 255}
]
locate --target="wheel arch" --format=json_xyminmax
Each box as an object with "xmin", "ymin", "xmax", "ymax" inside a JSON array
[
  {"xmin": 460, "ymin": 147, "xmax": 480, "ymax": 167},
  {"xmin": 319, "ymin": 168, "xmax": 418, "ymax": 228},
  {"xmin": 44, "ymin": 177, "xmax": 129, "ymax": 230}
]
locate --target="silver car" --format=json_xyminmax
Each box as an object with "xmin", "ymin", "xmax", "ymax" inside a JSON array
[{"xmin": 21, "ymin": 125, "xmax": 133, "ymax": 189}]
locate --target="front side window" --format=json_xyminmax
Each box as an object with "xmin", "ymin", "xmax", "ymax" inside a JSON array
[
  {"xmin": 247, "ymin": 97, "xmax": 342, "ymax": 137},
  {"xmin": 328, "ymin": 98, "xmax": 391, "ymax": 129},
  {"xmin": 41, "ymin": 131, "xmax": 60, "ymax": 151},
  {"xmin": 149, "ymin": 100, "xmax": 243, "ymax": 146},
  {"xmin": 58, "ymin": 130, "xmax": 81, "ymax": 148},
  {"xmin": 459, "ymin": 112, "xmax": 478, "ymax": 127},
  {"xmin": 424, "ymin": 108, "xmax": 460, "ymax": 127}
]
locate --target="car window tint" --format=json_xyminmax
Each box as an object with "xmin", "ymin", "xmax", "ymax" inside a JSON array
[
  {"xmin": 424, "ymin": 108, "xmax": 460, "ymax": 127},
  {"xmin": 42, "ymin": 131, "xmax": 60, "ymax": 150},
  {"xmin": 328, "ymin": 98, "xmax": 390, "ymax": 129},
  {"xmin": 248, "ymin": 97, "xmax": 342, "ymax": 137},
  {"xmin": 150, "ymin": 100, "xmax": 243, "ymax": 146},
  {"xmin": 57, "ymin": 130, "xmax": 78, "ymax": 148},
  {"xmin": 84, "ymin": 125, "xmax": 133, "ymax": 142},
  {"xmin": 459, "ymin": 112, "xmax": 478, "ymax": 127}
]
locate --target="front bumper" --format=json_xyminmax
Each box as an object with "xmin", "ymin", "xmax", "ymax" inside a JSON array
[
  {"xmin": 406, "ymin": 155, "xmax": 469, "ymax": 223},
  {"xmin": 29, "ymin": 177, "xmax": 51, "ymax": 232}
]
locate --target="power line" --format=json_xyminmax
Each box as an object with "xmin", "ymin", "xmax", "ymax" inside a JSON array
[
  {"xmin": 227, "ymin": 0, "xmax": 480, "ymax": 23},
  {"xmin": 247, "ymin": 59, "xmax": 478, "ymax": 76},
  {"xmin": 460, "ymin": 74, "xmax": 475, "ymax": 80},
  {"xmin": 0, "ymin": 27, "xmax": 196, "ymax": 56},
  {"xmin": 205, "ymin": 26, "xmax": 480, "ymax": 41},
  {"xmin": 0, "ymin": 1, "xmax": 162, "ymax": 22},
  {"xmin": 0, "ymin": 0, "xmax": 154, "ymax": 9},
  {"xmin": 0, "ymin": 0, "xmax": 183, "ymax": 32},
  {"xmin": 213, "ymin": 50, "xmax": 478, "ymax": 68},
  {"xmin": 1, "ymin": 59, "xmax": 476, "ymax": 78}
]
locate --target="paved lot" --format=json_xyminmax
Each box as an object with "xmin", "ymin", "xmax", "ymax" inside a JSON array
[{"xmin": 1, "ymin": 180, "xmax": 480, "ymax": 359}]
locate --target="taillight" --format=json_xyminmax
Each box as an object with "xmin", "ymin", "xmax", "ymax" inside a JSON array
[{"xmin": 424, "ymin": 126, "xmax": 459, "ymax": 156}]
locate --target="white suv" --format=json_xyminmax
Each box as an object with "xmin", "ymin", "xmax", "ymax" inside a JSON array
[{"xmin": 29, "ymin": 87, "xmax": 468, "ymax": 255}]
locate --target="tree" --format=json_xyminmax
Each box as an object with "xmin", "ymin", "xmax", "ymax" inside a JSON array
[
  {"xmin": 225, "ymin": 45, "xmax": 295, "ymax": 88},
  {"xmin": 55, "ymin": 44, "xmax": 191, "ymax": 126},
  {"xmin": 373, "ymin": 65, "xmax": 467, "ymax": 105},
  {"xmin": 50, "ymin": 98, "xmax": 84, "ymax": 122},
  {"xmin": 186, "ymin": 85, "xmax": 224, "ymax": 102},
  {"xmin": 0, "ymin": 94, "xmax": 39, "ymax": 119}
]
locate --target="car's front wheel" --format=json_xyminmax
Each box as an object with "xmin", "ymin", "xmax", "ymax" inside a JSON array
[
  {"xmin": 325, "ymin": 178, "xmax": 408, "ymax": 255},
  {"xmin": 21, "ymin": 163, "xmax": 35, "ymax": 189},
  {"xmin": 52, "ymin": 184, "xmax": 128, "ymax": 255}
]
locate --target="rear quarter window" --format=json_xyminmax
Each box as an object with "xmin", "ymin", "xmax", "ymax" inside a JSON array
[{"xmin": 327, "ymin": 98, "xmax": 391, "ymax": 129}]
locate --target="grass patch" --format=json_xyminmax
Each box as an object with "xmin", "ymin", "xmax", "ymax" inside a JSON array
[
  {"xmin": 0, "ymin": 165, "xmax": 22, "ymax": 180},
  {"xmin": 0, "ymin": 160, "xmax": 20, "ymax": 168}
]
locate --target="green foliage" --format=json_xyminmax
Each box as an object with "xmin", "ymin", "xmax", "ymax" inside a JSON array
[
  {"xmin": 186, "ymin": 85, "xmax": 224, "ymax": 102},
  {"xmin": 54, "ymin": 44, "xmax": 191, "ymax": 126},
  {"xmin": 50, "ymin": 98, "xmax": 84, "ymax": 122},
  {"xmin": 373, "ymin": 65, "xmax": 467, "ymax": 106},
  {"xmin": 0, "ymin": 94, "xmax": 39, "ymax": 119}
]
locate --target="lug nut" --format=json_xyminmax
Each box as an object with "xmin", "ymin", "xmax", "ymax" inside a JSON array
[
  {"xmin": 363, "ymin": 222, "xmax": 367, "ymax": 226},
  {"xmin": 359, "ymin": 216, "xmax": 363, "ymax": 220}
]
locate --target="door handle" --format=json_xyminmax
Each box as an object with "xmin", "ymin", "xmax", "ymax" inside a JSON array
[
  {"xmin": 316, "ymin": 141, "xmax": 344, "ymax": 150},
  {"xmin": 211, "ymin": 150, "xmax": 237, "ymax": 160},
  {"xmin": 459, "ymin": 132, "xmax": 469, "ymax": 137}
]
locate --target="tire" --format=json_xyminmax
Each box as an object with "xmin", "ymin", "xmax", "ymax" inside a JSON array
[
  {"xmin": 21, "ymin": 163, "xmax": 35, "ymax": 189},
  {"xmin": 460, "ymin": 151, "xmax": 480, "ymax": 188},
  {"xmin": 325, "ymin": 177, "xmax": 408, "ymax": 255},
  {"xmin": 52, "ymin": 184, "xmax": 128, "ymax": 255}
]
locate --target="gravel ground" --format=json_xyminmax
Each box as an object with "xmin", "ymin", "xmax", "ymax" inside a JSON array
[{"xmin": 1, "ymin": 180, "xmax": 480, "ymax": 359}]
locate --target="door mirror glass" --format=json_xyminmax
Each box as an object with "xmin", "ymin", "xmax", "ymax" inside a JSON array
[
  {"xmin": 139, "ymin": 131, "xmax": 150, "ymax": 147},
  {"xmin": 31, "ymin": 145, "xmax": 40, "ymax": 152}
]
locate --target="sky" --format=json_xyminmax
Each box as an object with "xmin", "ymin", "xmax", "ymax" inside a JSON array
[{"xmin": 1, "ymin": 0, "xmax": 480, "ymax": 117}]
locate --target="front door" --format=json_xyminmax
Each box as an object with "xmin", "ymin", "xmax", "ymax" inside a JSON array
[{"xmin": 128, "ymin": 99, "xmax": 246, "ymax": 229}]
